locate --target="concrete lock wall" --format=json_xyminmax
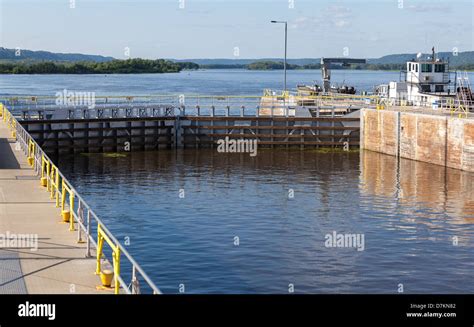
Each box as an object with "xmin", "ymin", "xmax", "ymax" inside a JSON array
[{"xmin": 361, "ymin": 109, "xmax": 474, "ymax": 173}]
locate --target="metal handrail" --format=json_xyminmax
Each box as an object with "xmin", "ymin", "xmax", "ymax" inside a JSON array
[
  {"xmin": 1, "ymin": 93, "xmax": 380, "ymax": 102},
  {"xmin": 1, "ymin": 103, "xmax": 162, "ymax": 295},
  {"xmin": 4, "ymin": 92, "xmax": 379, "ymax": 122}
]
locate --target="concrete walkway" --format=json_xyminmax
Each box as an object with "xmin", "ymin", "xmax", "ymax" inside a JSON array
[{"xmin": 0, "ymin": 119, "xmax": 105, "ymax": 294}]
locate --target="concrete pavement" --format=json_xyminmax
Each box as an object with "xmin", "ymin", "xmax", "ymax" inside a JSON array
[{"xmin": 0, "ymin": 119, "xmax": 105, "ymax": 294}]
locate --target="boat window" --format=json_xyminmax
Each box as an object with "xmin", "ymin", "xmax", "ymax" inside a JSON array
[
  {"xmin": 434, "ymin": 64, "xmax": 445, "ymax": 73},
  {"xmin": 421, "ymin": 64, "xmax": 432, "ymax": 72},
  {"xmin": 420, "ymin": 84, "xmax": 431, "ymax": 92},
  {"xmin": 408, "ymin": 63, "xmax": 412, "ymax": 71},
  {"xmin": 415, "ymin": 64, "xmax": 418, "ymax": 72},
  {"xmin": 435, "ymin": 85, "xmax": 444, "ymax": 92}
]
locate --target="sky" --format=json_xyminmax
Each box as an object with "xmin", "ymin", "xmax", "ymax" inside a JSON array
[{"xmin": 0, "ymin": 0, "xmax": 473, "ymax": 59}]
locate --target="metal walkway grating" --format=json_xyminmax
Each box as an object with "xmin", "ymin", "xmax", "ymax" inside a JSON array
[{"xmin": 0, "ymin": 249, "xmax": 28, "ymax": 294}]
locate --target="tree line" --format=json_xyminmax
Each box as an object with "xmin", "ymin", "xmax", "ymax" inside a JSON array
[
  {"xmin": 1, "ymin": 59, "xmax": 472, "ymax": 74},
  {"xmin": 245, "ymin": 61, "xmax": 406, "ymax": 71},
  {"xmin": 0, "ymin": 59, "xmax": 199, "ymax": 74},
  {"xmin": 212, "ymin": 61, "xmax": 473, "ymax": 71}
]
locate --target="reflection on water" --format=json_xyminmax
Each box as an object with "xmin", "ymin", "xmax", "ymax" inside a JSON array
[
  {"xmin": 361, "ymin": 151, "xmax": 474, "ymax": 224},
  {"xmin": 57, "ymin": 149, "xmax": 474, "ymax": 294}
]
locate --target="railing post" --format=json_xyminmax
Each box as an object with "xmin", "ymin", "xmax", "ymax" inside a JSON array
[
  {"xmin": 69, "ymin": 192, "xmax": 75, "ymax": 231},
  {"xmin": 131, "ymin": 266, "xmax": 140, "ymax": 294},
  {"xmin": 27, "ymin": 140, "xmax": 35, "ymax": 167},
  {"xmin": 33, "ymin": 146, "xmax": 37, "ymax": 174},
  {"xmin": 113, "ymin": 246, "xmax": 121, "ymax": 295},
  {"xmin": 40, "ymin": 155, "xmax": 49, "ymax": 188},
  {"xmin": 61, "ymin": 181, "xmax": 66, "ymax": 214},
  {"xmin": 86, "ymin": 210, "xmax": 91, "ymax": 258},
  {"xmin": 77, "ymin": 201, "xmax": 83, "ymax": 243},
  {"xmin": 55, "ymin": 170, "xmax": 60, "ymax": 207},
  {"xmin": 46, "ymin": 160, "xmax": 51, "ymax": 191},
  {"xmin": 96, "ymin": 225, "xmax": 103, "ymax": 275},
  {"xmin": 49, "ymin": 166, "xmax": 54, "ymax": 200}
]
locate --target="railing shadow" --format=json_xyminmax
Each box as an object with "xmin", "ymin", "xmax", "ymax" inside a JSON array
[{"xmin": 0, "ymin": 139, "xmax": 20, "ymax": 169}]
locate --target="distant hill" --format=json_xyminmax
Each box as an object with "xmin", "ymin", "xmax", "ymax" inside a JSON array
[
  {"xmin": 175, "ymin": 51, "xmax": 474, "ymax": 67},
  {"xmin": 172, "ymin": 58, "xmax": 321, "ymax": 66},
  {"xmin": 0, "ymin": 47, "xmax": 114, "ymax": 63},
  {"xmin": 367, "ymin": 51, "xmax": 474, "ymax": 66},
  {"xmin": 1, "ymin": 47, "xmax": 473, "ymax": 68}
]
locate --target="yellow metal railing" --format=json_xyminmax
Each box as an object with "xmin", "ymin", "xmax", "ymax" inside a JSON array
[
  {"xmin": 40, "ymin": 155, "xmax": 50, "ymax": 188},
  {"xmin": 49, "ymin": 164, "xmax": 60, "ymax": 207},
  {"xmin": 2, "ymin": 92, "xmax": 383, "ymax": 103},
  {"xmin": 27, "ymin": 139, "xmax": 35, "ymax": 166},
  {"xmin": 61, "ymin": 180, "xmax": 75, "ymax": 231},
  {"xmin": 1, "ymin": 103, "xmax": 161, "ymax": 295},
  {"xmin": 2, "ymin": 104, "xmax": 18, "ymax": 137},
  {"xmin": 375, "ymin": 98, "xmax": 385, "ymax": 110},
  {"xmin": 96, "ymin": 224, "xmax": 121, "ymax": 294}
]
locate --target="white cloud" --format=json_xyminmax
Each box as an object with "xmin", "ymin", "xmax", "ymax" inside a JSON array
[
  {"xmin": 334, "ymin": 19, "xmax": 350, "ymax": 28},
  {"xmin": 407, "ymin": 4, "xmax": 453, "ymax": 13},
  {"xmin": 291, "ymin": 5, "xmax": 353, "ymax": 30}
]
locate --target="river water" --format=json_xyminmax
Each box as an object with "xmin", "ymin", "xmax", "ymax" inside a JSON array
[
  {"xmin": 1, "ymin": 70, "xmax": 474, "ymax": 293},
  {"xmin": 0, "ymin": 69, "xmax": 400, "ymax": 96},
  {"xmin": 54, "ymin": 149, "xmax": 474, "ymax": 294}
]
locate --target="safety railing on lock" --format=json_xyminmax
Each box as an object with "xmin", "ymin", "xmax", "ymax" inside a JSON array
[
  {"xmin": 370, "ymin": 95, "xmax": 474, "ymax": 119},
  {"xmin": 1, "ymin": 103, "xmax": 161, "ymax": 295},
  {"xmin": 1, "ymin": 93, "xmax": 381, "ymax": 121}
]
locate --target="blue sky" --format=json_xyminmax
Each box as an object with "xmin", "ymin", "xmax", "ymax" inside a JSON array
[{"xmin": 0, "ymin": 0, "xmax": 473, "ymax": 59}]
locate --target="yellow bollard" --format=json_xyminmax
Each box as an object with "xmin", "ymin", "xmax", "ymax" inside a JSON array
[
  {"xmin": 100, "ymin": 269, "xmax": 114, "ymax": 287},
  {"xmin": 40, "ymin": 177, "xmax": 48, "ymax": 187},
  {"xmin": 61, "ymin": 210, "xmax": 71, "ymax": 222}
]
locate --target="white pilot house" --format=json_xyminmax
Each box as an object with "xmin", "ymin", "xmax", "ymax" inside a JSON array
[{"xmin": 376, "ymin": 48, "xmax": 456, "ymax": 107}]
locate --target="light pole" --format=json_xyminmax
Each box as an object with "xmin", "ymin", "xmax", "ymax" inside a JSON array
[{"xmin": 271, "ymin": 20, "xmax": 287, "ymax": 92}]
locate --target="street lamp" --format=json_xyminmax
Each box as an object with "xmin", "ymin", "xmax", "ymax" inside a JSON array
[{"xmin": 271, "ymin": 20, "xmax": 287, "ymax": 92}]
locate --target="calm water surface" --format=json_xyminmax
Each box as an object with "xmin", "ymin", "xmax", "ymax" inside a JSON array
[
  {"xmin": 1, "ymin": 69, "xmax": 472, "ymax": 96},
  {"xmin": 0, "ymin": 69, "xmax": 403, "ymax": 96},
  {"xmin": 2, "ymin": 70, "xmax": 474, "ymax": 293},
  {"xmin": 56, "ymin": 150, "xmax": 474, "ymax": 294}
]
